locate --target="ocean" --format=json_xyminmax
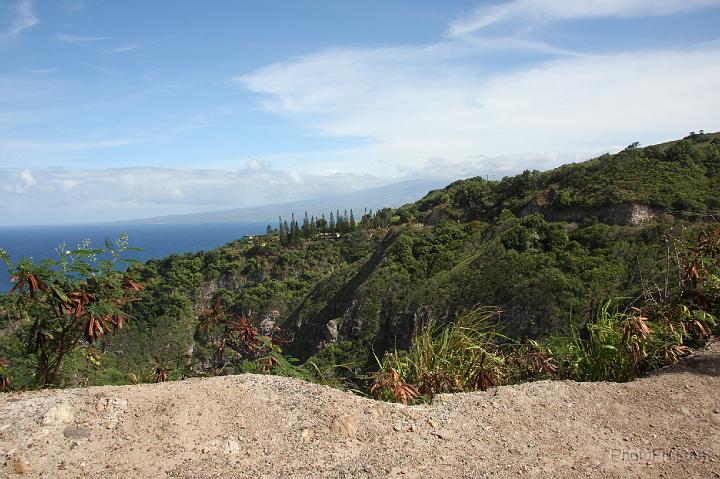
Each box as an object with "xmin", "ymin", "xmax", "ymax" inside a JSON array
[{"xmin": 0, "ymin": 222, "xmax": 268, "ymax": 292}]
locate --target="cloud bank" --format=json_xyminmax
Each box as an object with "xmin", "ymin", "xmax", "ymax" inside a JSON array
[
  {"xmin": 238, "ymin": 42, "xmax": 720, "ymax": 175},
  {"xmin": 0, "ymin": 165, "xmax": 384, "ymax": 224}
]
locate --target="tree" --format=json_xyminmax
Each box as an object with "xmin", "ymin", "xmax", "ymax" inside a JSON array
[
  {"xmin": 0, "ymin": 235, "xmax": 143, "ymax": 387},
  {"xmin": 278, "ymin": 217, "xmax": 287, "ymax": 244},
  {"xmin": 290, "ymin": 214, "xmax": 301, "ymax": 245},
  {"xmin": 302, "ymin": 212, "xmax": 311, "ymax": 239},
  {"xmin": 289, "ymin": 213, "xmax": 297, "ymax": 244},
  {"xmin": 282, "ymin": 220, "xmax": 290, "ymax": 245}
]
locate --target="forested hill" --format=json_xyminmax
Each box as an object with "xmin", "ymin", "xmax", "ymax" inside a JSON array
[
  {"xmin": 2, "ymin": 132, "xmax": 718, "ymax": 389},
  {"xmin": 400, "ymin": 130, "xmax": 720, "ymax": 225}
]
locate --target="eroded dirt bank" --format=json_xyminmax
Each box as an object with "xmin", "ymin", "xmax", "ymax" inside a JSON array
[{"xmin": 1, "ymin": 340, "xmax": 719, "ymax": 478}]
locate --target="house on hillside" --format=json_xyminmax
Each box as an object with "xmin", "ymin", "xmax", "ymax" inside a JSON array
[{"xmin": 316, "ymin": 232, "xmax": 341, "ymax": 239}]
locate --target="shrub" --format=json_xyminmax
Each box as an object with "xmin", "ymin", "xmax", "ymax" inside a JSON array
[{"xmin": 0, "ymin": 235, "xmax": 143, "ymax": 387}]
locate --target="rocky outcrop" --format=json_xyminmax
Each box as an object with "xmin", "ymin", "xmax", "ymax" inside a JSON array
[{"xmin": 519, "ymin": 199, "xmax": 659, "ymax": 226}]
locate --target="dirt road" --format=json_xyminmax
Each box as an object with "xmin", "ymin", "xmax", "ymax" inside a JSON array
[{"xmin": 1, "ymin": 340, "xmax": 719, "ymax": 478}]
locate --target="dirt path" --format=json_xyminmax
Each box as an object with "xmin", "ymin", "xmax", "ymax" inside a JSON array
[{"xmin": 1, "ymin": 340, "xmax": 719, "ymax": 478}]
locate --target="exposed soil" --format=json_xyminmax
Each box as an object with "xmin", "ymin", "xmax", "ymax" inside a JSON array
[{"xmin": 1, "ymin": 340, "xmax": 719, "ymax": 478}]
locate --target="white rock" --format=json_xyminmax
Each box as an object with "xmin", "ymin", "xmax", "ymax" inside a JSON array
[{"xmin": 41, "ymin": 403, "xmax": 75, "ymax": 426}]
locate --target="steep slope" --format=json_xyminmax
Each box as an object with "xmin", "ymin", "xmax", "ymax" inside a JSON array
[
  {"xmin": 284, "ymin": 132, "xmax": 720, "ymax": 368},
  {"xmin": 1, "ymin": 338, "xmax": 718, "ymax": 478}
]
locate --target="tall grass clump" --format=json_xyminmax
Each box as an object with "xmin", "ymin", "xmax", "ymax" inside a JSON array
[
  {"xmin": 546, "ymin": 300, "xmax": 715, "ymax": 383},
  {"xmin": 371, "ymin": 307, "xmax": 505, "ymax": 403},
  {"xmin": 546, "ymin": 301, "xmax": 642, "ymax": 382}
]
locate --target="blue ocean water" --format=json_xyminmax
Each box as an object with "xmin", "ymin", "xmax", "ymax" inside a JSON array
[{"xmin": 0, "ymin": 222, "xmax": 268, "ymax": 292}]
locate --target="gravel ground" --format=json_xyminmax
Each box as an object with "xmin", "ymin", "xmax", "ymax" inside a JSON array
[{"xmin": 1, "ymin": 339, "xmax": 719, "ymax": 478}]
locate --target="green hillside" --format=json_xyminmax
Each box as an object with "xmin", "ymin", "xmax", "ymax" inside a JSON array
[
  {"xmin": 1, "ymin": 132, "xmax": 718, "ymax": 390},
  {"xmin": 401, "ymin": 130, "xmax": 720, "ymax": 223}
]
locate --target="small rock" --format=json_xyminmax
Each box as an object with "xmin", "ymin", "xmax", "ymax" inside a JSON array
[
  {"xmin": 63, "ymin": 426, "xmax": 91, "ymax": 439},
  {"xmin": 428, "ymin": 420, "xmax": 439, "ymax": 429},
  {"xmin": 330, "ymin": 414, "xmax": 357, "ymax": 438},
  {"xmin": 222, "ymin": 440, "xmax": 241, "ymax": 454},
  {"xmin": 41, "ymin": 403, "xmax": 75, "ymax": 426},
  {"xmin": 13, "ymin": 455, "xmax": 31, "ymax": 474},
  {"xmin": 301, "ymin": 428, "xmax": 315, "ymax": 442}
]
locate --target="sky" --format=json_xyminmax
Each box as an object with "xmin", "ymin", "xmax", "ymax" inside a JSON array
[{"xmin": 1, "ymin": 0, "xmax": 720, "ymax": 225}]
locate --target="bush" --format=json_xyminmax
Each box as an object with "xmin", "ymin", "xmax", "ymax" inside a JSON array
[
  {"xmin": 0, "ymin": 235, "xmax": 143, "ymax": 387},
  {"xmin": 371, "ymin": 308, "xmax": 505, "ymax": 402}
]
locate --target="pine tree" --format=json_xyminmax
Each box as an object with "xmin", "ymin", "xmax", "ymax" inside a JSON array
[
  {"xmin": 302, "ymin": 211, "xmax": 310, "ymax": 239},
  {"xmin": 317, "ymin": 214, "xmax": 327, "ymax": 232},
  {"xmin": 279, "ymin": 217, "xmax": 287, "ymax": 244},
  {"xmin": 329, "ymin": 212, "xmax": 335, "ymax": 232},
  {"xmin": 289, "ymin": 213, "xmax": 297, "ymax": 244},
  {"xmin": 282, "ymin": 220, "xmax": 290, "ymax": 245},
  {"xmin": 291, "ymin": 215, "xmax": 301, "ymax": 245},
  {"xmin": 349, "ymin": 209, "xmax": 356, "ymax": 230}
]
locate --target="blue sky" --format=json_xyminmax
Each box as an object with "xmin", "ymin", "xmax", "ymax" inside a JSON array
[{"xmin": 1, "ymin": 0, "xmax": 720, "ymax": 224}]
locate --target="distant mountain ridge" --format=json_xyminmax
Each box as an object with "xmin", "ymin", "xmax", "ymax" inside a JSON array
[{"xmin": 118, "ymin": 179, "xmax": 446, "ymax": 225}]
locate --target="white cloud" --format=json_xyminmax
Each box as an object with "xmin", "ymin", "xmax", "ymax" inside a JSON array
[
  {"xmin": 1, "ymin": 0, "xmax": 38, "ymax": 38},
  {"xmin": 2, "ymin": 168, "xmax": 35, "ymax": 193},
  {"xmin": 104, "ymin": 42, "xmax": 140, "ymax": 54},
  {"xmin": 246, "ymin": 159, "xmax": 265, "ymax": 171},
  {"xmin": 237, "ymin": 41, "xmax": 720, "ymax": 177},
  {"xmin": 448, "ymin": 0, "xmax": 720, "ymax": 36},
  {"xmin": 56, "ymin": 33, "xmax": 110, "ymax": 43}
]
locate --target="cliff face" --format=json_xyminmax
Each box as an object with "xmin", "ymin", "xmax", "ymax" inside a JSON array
[{"xmin": 519, "ymin": 198, "xmax": 659, "ymax": 226}]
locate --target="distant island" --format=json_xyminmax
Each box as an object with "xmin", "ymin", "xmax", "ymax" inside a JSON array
[{"xmin": 116, "ymin": 179, "xmax": 445, "ymax": 225}]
